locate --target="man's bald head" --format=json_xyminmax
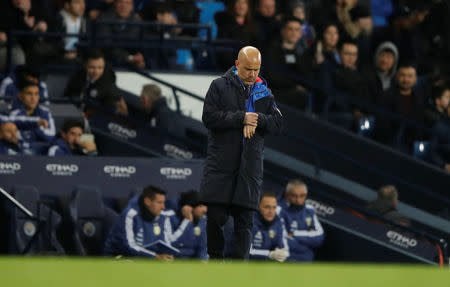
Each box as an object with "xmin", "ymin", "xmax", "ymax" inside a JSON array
[
  {"xmin": 0, "ymin": 122, "xmax": 19, "ymax": 145},
  {"xmin": 235, "ymin": 46, "xmax": 262, "ymax": 86}
]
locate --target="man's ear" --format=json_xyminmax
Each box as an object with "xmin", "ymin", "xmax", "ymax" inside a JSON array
[
  {"xmin": 235, "ymin": 60, "xmax": 239, "ymax": 68},
  {"xmin": 144, "ymin": 197, "xmax": 151, "ymax": 207}
]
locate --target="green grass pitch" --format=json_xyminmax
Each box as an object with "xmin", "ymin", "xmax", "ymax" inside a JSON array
[{"xmin": 0, "ymin": 257, "xmax": 449, "ymax": 287}]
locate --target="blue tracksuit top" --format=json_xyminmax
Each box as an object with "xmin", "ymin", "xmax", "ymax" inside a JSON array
[
  {"xmin": 9, "ymin": 103, "xmax": 55, "ymax": 143},
  {"xmin": 278, "ymin": 198, "xmax": 324, "ymax": 261},
  {"xmin": 170, "ymin": 216, "xmax": 208, "ymax": 259},
  {"xmin": 103, "ymin": 196, "xmax": 179, "ymax": 258},
  {"xmin": 0, "ymin": 139, "xmax": 35, "ymax": 155},
  {"xmin": 249, "ymin": 213, "xmax": 289, "ymax": 260},
  {"xmin": 48, "ymin": 138, "xmax": 74, "ymax": 156},
  {"xmin": 0, "ymin": 73, "xmax": 49, "ymax": 107}
]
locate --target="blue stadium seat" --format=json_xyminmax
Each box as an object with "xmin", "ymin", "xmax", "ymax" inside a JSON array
[
  {"xmin": 196, "ymin": 1, "xmax": 226, "ymax": 39},
  {"xmin": 413, "ymin": 141, "xmax": 430, "ymax": 161},
  {"xmin": 358, "ymin": 116, "xmax": 375, "ymax": 138},
  {"xmin": 69, "ymin": 186, "xmax": 118, "ymax": 255},
  {"xmin": 8, "ymin": 185, "xmax": 64, "ymax": 255}
]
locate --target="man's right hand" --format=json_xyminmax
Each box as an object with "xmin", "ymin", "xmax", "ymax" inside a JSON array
[
  {"xmin": 37, "ymin": 119, "xmax": 48, "ymax": 129},
  {"xmin": 244, "ymin": 112, "xmax": 258, "ymax": 127},
  {"xmin": 156, "ymin": 254, "xmax": 174, "ymax": 261},
  {"xmin": 269, "ymin": 248, "xmax": 288, "ymax": 262},
  {"xmin": 181, "ymin": 205, "xmax": 193, "ymax": 222}
]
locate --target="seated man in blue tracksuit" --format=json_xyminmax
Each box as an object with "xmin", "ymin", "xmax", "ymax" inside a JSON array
[
  {"xmin": 249, "ymin": 191, "xmax": 289, "ymax": 262},
  {"xmin": 0, "ymin": 122, "xmax": 35, "ymax": 155},
  {"xmin": 278, "ymin": 179, "xmax": 324, "ymax": 262},
  {"xmin": 104, "ymin": 185, "xmax": 178, "ymax": 260},
  {"xmin": 0, "ymin": 65, "xmax": 49, "ymax": 107},
  {"xmin": 170, "ymin": 190, "xmax": 208, "ymax": 260},
  {"xmin": 9, "ymin": 81, "xmax": 55, "ymax": 143},
  {"xmin": 48, "ymin": 119, "xmax": 97, "ymax": 156}
]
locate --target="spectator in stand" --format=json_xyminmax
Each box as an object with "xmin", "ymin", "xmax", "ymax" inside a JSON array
[
  {"xmin": 215, "ymin": 0, "xmax": 257, "ymax": 70},
  {"xmin": 430, "ymin": 114, "xmax": 450, "ymax": 172},
  {"xmin": 319, "ymin": 38, "xmax": 370, "ymax": 128},
  {"xmin": 366, "ymin": 185, "xmax": 410, "ymax": 226},
  {"xmin": 390, "ymin": 2, "xmax": 430, "ymax": 70},
  {"xmin": 64, "ymin": 49, "xmax": 127, "ymax": 114},
  {"xmin": 170, "ymin": 190, "xmax": 208, "ymax": 260},
  {"xmin": 142, "ymin": 3, "xmax": 182, "ymax": 70},
  {"xmin": 266, "ymin": 17, "xmax": 309, "ymax": 110},
  {"xmin": 0, "ymin": 64, "xmax": 49, "ymax": 107},
  {"xmin": 0, "ymin": 122, "xmax": 35, "ymax": 155},
  {"xmin": 47, "ymin": 119, "xmax": 97, "ymax": 156},
  {"xmin": 0, "ymin": 0, "xmax": 51, "ymax": 67},
  {"xmin": 249, "ymin": 191, "xmax": 289, "ymax": 262},
  {"xmin": 378, "ymin": 63, "xmax": 425, "ymax": 148},
  {"xmin": 424, "ymin": 84, "xmax": 450, "ymax": 128},
  {"xmin": 9, "ymin": 80, "xmax": 55, "ymax": 143},
  {"xmin": 97, "ymin": 0, "xmax": 146, "ymax": 68},
  {"xmin": 278, "ymin": 179, "xmax": 324, "ymax": 262},
  {"xmin": 253, "ymin": 0, "xmax": 281, "ymax": 50},
  {"xmin": 55, "ymin": 0, "xmax": 87, "ymax": 63},
  {"xmin": 0, "ymin": 0, "xmax": 27, "ymax": 71},
  {"xmin": 347, "ymin": 5, "xmax": 372, "ymax": 69},
  {"xmin": 300, "ymin": 22, "xmax": 340, "ymax": 83},
  {"xmin": 366, "ymin": 42, "xmax": 399, "ymax": 104},
  {"xmin": 289, "ymin": 0, "xmax": 315, "ymax": 47}
]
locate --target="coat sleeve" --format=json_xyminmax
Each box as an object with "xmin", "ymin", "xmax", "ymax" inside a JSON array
[
  {"xmin": 35, "ymin": 108, "xmax": 56, "ymax": 142},
  {"xmin": 256, "ymin": 95, "xmax": 283, "ymax": 135},
  {"xmin": 197, "ymin": 222, "xmax": 208, "ymax": 260},
  {"xmin": 249, "ymin": 243, "xmax": 271, "ymax": 260},
  {"xmin": 291, "ymin": 213, "xmax": 324, "ymax": 248},
  {"xmin": 202, "ymin": 80, "xmax": 246, "ymax": 129}
]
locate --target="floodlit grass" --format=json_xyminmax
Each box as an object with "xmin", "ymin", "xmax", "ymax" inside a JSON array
[{"xmin": 0, "ymin": 257, "xmax": 449, "ymax": 287}]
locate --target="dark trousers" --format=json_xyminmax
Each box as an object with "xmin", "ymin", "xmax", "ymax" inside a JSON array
[{"xmin": 206, "ymin": 204, "xmax": 254, "ymax": 260}]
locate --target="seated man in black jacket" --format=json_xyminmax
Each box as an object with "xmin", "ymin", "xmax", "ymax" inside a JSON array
[
  {"xmin": 367, "ymin": 185, "xmax": 410, "ymax": 226},
  {"xmin": 64, "ymin": 49, "xmax": 127, "ymax": 114},
  {"xmin": 266, "ymin": 17, "xmax": 309, "ymax": 110}
]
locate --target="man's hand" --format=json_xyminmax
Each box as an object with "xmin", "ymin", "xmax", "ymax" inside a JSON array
[
  {"xmin": 156, "ymin": 254, "xmax": 174, "ymax": 261},
  {"xmin": 181, "ymin": 205, "xmax": 193, "ymax": 222},
  {"xmin": 0, "ymin": 32, "xmax": 7, "ymax": 44},
  {"xmin": 269, "ymin": 248, "xmax": 288, "ymax": 262},
  {"xmin": 78, "ymin": 141, "xmax": 97, "ymax": 152},
  {"xmin": 244, "ymin": 112, "xmax": 258, "ymax": 126},
  {"xmin": 33, "ymin": 21, "xmax": 48, "ymax": 32},
  {"xmin": 243, "ymin": 125, "xmax": 256, "ymax": 139},
  {"xmin": 24, "ymin": 15, "xmax": 35, "ymax": 29},
  {"xmin": 115, "ymin": 98, "xmax": 129, "ymax": 116},
  {"xmin": 445, "ymin": 163, "xmax": 450, "ymax": 173},
  {"xmin": 37, "ymin": 119, "xmax": 48, "ymax": 129}
]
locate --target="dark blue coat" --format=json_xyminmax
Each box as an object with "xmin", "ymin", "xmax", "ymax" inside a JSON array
[
  {"xmin": 278, "ymin": 199, "xmax": 324, "ymax": 262},
  {"xmin": 249, "ymin": 213, "xmax": 289, "ymax": 260},
  {"xmin": 47, "ymin": 138, "xmax": 73, "ymax": 156},
  {"xmin": 0, "ymin": 139, "xmax": 35, "ymax": 155},
  {"xmin": 200, "ymin": 67, "xmax": 283, "ymax": 210}
]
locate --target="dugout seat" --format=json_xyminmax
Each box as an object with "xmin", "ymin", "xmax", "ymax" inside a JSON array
[
  {"xmin": 8, "ymin": 185, "xmax": 64, "ymax": 255},
  {"xmin": 69, "ymin": 186, "xmax": 118, "ymax": 255}
]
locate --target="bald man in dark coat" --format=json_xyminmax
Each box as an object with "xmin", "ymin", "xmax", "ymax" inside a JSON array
[{"xmin": 200, "ymin": 46, "xmax": 283, "ymax": 259}]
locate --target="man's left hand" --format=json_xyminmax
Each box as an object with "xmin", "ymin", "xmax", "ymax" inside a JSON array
[{"xmin": 243, "ymin": 125, "xmax": 256, "ymax": 139}]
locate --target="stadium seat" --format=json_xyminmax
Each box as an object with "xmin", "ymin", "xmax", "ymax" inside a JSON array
[
  {"xmin": 358, "ymin": 116, "xmax": 375, "ymax": 138},
  {"xmin": 196, "ymin": 1, "xmax": 225, "ymax": 40},
  {"xmin": 413, "ymin": 141, "xmax": 430, "ymax": 161},
  {"xmin": 8, "ymin": 185, "xmax": 64, "ymax": 255},
  {"xmin": 69, "ymin": 186, "xmax": 118, "ymax": 256}
]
